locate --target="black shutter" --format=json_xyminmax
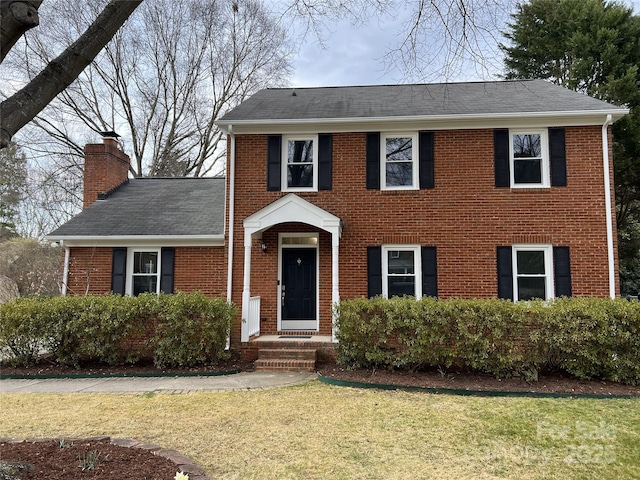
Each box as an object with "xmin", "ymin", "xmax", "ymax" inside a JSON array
[
  {"xmin": 496, "ymin": 246, "xmax": 513, "ymax": 300},
  {"xmin": 553, "ymin": 246, "xmax": 572, "ymax": 297},
  {"xmin": 421, "ymin": 246, "xmax": 437, "ymax": 297},
  {"xmin": 549, "ymin": 127, "xmax": 567, "ymax": 187},
  {"xmin": 366, "ymin": 132, "xmax": 380, "ymax": 189},
  {"xmin": 160, "ymin": 247, "xmax": 175, "ymax": 294},
  {"xmin": 267, "ymin": 135, "xmax": 282, "ymax": 191},
  {"xmin": 367, "ymin": 246, "xmax": 382, "ymax": 298},
  {"xmin": 419, "ymin": 131, "xmax": 435, "ymax": 189},
  {"xmin": 318, "ymin": 133, "xmax": 333, "ymax": 190},
  {"xmin": 111, "ymin": 247, "xmax": 127, "ymax": 295},
  {"xmin": 494, "ymin": 129, "xmax": 510, "ymax": 187}
]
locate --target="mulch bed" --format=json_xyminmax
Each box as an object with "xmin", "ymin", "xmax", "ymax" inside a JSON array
[
  {"xmin": 316, "ymin": 364, "xmax": 640, "ymax": 397},
  {"xmin": 0, "ymin": 439, "xmax": 181, "ymax": 480}
]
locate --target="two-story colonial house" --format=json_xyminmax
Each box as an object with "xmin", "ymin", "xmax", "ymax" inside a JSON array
[{"xmin": 47, "ymin": 80, "xmax": 629, "ymax": 362}]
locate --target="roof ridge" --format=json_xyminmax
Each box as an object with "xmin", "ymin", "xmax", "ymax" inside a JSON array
[{"xmin": 268, "ymin": 79, "xmax": 540, "ymax": 91}]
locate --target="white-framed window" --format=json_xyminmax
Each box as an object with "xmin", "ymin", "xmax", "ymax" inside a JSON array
[
  {"xmin": 127, "ymin": 249, "xmax": 161, "ymax": 296},
  {"xmin": 282, "ymin": 135, "xmax": 318, "ymax": 191},
  {"xmin": 512, "ymin": 245, "xmax": 554, "ymax": 301},
  {"xmin": 381, "ymin": 133, "xmax": 419, "ymax": 190},
  {"xmin": 382, "ymin": 245, "xmax": 422, "ymax": 298},
  {"xmin": 510, "ymin": 130, "xmax": 550, "ymax": 187}
]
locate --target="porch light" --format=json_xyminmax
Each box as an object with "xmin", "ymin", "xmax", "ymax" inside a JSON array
[{"xmin": 261, "ymin": 241, "xmax": 267, "ymax": 253}]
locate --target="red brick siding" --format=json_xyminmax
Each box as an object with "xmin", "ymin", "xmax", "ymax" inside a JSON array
[
  {"xmin": 227, "ymin": 126, "xmax": 619, "ymax": 344},
  {"xmin": 66, "ymin": 246, "xmax": 226, "ymax": 296}
]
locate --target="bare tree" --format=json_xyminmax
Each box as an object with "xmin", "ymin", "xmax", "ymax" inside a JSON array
[
  {"xmin": 0, "ymin": 0, "xmax": 142, "ymax": 148},
  {"xmin": 280, "ymin": 0, "xmax": 514, "ymax": 81},
  {"xmin": 4, "ymin": 0, "xmax": 291, "ymax": 177}
]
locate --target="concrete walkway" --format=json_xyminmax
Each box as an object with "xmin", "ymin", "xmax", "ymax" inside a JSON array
[{"xmin": 0, "ymin": 371, "xmax": 317, "ymax": 394}]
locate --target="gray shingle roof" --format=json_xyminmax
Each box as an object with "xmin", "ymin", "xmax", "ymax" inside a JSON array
[
  {"xmin": 217, "ymin": 79, "xmax": 625, "ymax": 123},
  {"xmin": 48, "ymin": 178, "xmax": 225, "ymax": 238}
]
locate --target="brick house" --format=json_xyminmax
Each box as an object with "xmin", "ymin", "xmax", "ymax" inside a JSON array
[{"xmin": 47, "ymin": 80, "xmax": 628, "ymax": 359}]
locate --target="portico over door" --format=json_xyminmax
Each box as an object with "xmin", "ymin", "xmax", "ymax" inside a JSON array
[{"xmin": 241, "ymin": 194, "xmax": 342, "ymax": 342}]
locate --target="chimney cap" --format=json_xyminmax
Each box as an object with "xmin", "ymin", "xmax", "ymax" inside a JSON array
[{"xmin": 99, "ymin": 131, "xmax": 120, "ymax": 139}]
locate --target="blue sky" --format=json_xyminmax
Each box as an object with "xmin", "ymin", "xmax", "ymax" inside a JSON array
[{"xmin": 290, "ymin": 0, "xmax": 640, "ymax": 87}]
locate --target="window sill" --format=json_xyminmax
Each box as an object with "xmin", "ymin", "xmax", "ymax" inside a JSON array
[{"xmin": 509, "ymin": 187, "xmax": 551, "ymax": 193}]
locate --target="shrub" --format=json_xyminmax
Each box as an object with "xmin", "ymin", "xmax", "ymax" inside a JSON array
[
  {"xmin": 334, "ymin": 296, "xmax": 640, "ymax": 385},
  {"xmin": 151, "ymin": 292, "xmax": 235, "ymax": 368},
  {"xmin": 0, "ymin": 292, "xmax": 235, "ymax": 368}
]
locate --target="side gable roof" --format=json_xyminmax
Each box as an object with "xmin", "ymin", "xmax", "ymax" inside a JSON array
[
  {"xmin": 216, "ymin": 79, "xmax": 628, "ymax": 134},
  {"xmin": 47, "ymin": 178, "xmax": 225, "ymax": 246}
]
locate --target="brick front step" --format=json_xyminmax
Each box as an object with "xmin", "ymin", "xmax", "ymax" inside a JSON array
[
  {"xmin": 255, "ymin": 347, "xmax": 318, "ymax": 371},
  {"xmin": 257, "ymin": 348, "xmax": 317, "ymax": 360},
  {"xmin": 254, "ymin": 359, "xmax": 316, "ymax": 372}
]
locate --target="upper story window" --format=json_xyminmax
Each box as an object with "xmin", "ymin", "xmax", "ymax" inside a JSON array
[
  {"xmin": 382, "ymin": 245, "xmax": 422, "ymax": 298},
  {"xmin": 513, "ymin": 245, "xmax": 553, "ymax": 301},
  {"xmin": 127, "ymin": 249, "xmax": 160, "ymax": 295},
  {"xmin": 381, "ymin": 133, "xmax": 419, "ymax": 190},
  {"xmin": 282, "ymin": 136, "xmax": 318, "ymax": 191},
  {"xmin": 510, "ymin": 130, "xmax": 549, "ymax": 188}
]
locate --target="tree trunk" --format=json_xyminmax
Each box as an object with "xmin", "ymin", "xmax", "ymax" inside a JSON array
[
  {"xmin": 0, "ymin": 0, "xmax": 43, "ymax": 63},
  {"xmin": 0, "ymin": 0, "xmax": 142, "ymax": 148}
]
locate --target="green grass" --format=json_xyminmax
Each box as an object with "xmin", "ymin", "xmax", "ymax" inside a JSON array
[{"xmin": 1, "ymin": 381, "xmax": 638, "ymax": 479}]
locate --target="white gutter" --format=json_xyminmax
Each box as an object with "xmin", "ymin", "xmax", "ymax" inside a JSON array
[
  {"xmin": 60, "ymin": 240, "xmax": 70, "ymax": 296},
  {"xmin": 216, "ymin": 108, "xmax": 629, "ymax": 129},
  {"xmin": 602, "ymin": 114, "xmax": 616, "ymax": 298},
  {"xmin": 226, "ymin": 126, "xmax": 235, "ymax": 304}
]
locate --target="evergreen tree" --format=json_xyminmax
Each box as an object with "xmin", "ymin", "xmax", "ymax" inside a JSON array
[
  {"xmin": 0, "ymin": 143, "xmax": 27, "ymax": 239},
  {"xmin": 501, "ymin": 0, "xmax": 640, "ymax": 294}
]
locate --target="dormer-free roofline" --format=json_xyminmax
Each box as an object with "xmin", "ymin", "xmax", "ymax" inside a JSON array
[{"xmin": 215, "ymin": 80, "xmax": 629, "ymax": 134}]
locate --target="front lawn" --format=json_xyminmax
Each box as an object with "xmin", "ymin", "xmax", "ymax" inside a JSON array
[{"xmin": 1, "ymin": 381, "xmax": 638, "ymax": 479}]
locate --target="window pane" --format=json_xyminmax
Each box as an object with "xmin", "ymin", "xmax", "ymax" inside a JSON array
[
  {"xmin": 134, "ymin": 252, "xmax": 158, "ymax": 274},
  {"xmin": 386, "ymin": 162, "xmax": 413, "ymax": 186},
  {"xmin": 388, "ymin": 251, "xmax": 415, "ymax": 274},
  {"xmin": 517, "ymin": 250, "xmax": 545, "ymax": 275},
  {"xmin": 288, "ymin": 140, "xmax": 313, "ymax": 164},
  {"xmin": 133, "ymin": 275, "xmax": 157, "ymax": 296},
  {"xmin": 513, "ymin": 134, "xmax": 541, "ymax": 158},
  {"xmin": 388, "ymin": 276, "xmax": 416, "ymax": 297},
  {"xmin": 386, "ymin": 137, "xmax": 412, "ymax": 162},
  {"xmin": 517, "ymin": 277, "xmax": 546, "ymax": 300},
  {"xmin": 514, "ymin": 159, "xmax": 542, "ymax": 184},
  {"xmin": 287, "ymin": 164, "xmax": 313, "ymax": 187}
]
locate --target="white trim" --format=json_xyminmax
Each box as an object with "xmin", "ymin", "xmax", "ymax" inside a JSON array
[
  {"xmin": 278, "ymin": 233, "xmax": 319, "ymax": 331},
  {"xmin": 226, "ymin": 129, "xmax": 235, "ymax": 304},
  {"xmin": 243, "ymin": 193, "xmax": 342, "ymax": 238},
  {"xmin": 126, "ymin": 248, "xmax": 161, "ymax": 296},
  {"xmin": 281, "ymin": 135, "xmax": 318, "ymax": 192},
  {"xmin": 44, "ymin": 235, "xmax": 225, "ymax": 247},
  {"xmin": 61, "ymin": 240, "xmax": 70, "ymax": 296},
  {"xmin": 602, "ymin": 114, "xmax": 616, "ymax": 298},
  {"xmin": 509, "ymin": 129, "xmax": 550, "ymax": 188},
  {"xmin": 512, "ymin": 244, "xmax": 554, "ymax": 301},
  {"xmin": 381, "ymin": 245, "xmax": 422, "ymax": 299},
  {"xmin": 217, "ymin": 109, "xmax": 629, "ymax": 135},
  {"xmin": 380, "ymin": 133, "xmax": 419, "ymax": 190}
]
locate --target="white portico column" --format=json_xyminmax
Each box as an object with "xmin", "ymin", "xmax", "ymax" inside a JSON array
[
  {"xmin": 331, "ymin": 230, "xmax": 340, "ymax": 342},
  {"xmin": 241, "ymin": 234, "xmax": 252, "ymax": 342}
]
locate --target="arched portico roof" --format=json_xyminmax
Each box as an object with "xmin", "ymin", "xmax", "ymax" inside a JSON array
[{"xmin": 243, "ymin": 193, "xmax": 342, "ymax": 241}]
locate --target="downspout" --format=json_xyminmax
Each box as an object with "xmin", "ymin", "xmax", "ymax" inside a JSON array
[
  {"xmin": 60, "ymin": 240, "xmax": 70, "ymax": 296},
  {"xmin": 226, "ymin": 126, "xmax": 235, "ymax": 349},
  {"xmin": 226, "ymin": 125, "xmax": 235, "ymax": 303},
  {"xmin": 601, "ymin": 114, "xmax": 616, "ymax": 298}
]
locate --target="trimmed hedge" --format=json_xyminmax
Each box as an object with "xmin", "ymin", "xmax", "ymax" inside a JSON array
[
  {"xmin": 334, "ymin": 297, "xmax": 640, "ymax": 385},
  {"xmin": 0, "ymin": 292, "xmax": 235, "ymax": 368}
]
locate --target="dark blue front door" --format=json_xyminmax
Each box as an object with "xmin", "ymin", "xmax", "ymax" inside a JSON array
[{"xmin": 281, "ymin": 248, "xmax": 316, "ymax": 329}]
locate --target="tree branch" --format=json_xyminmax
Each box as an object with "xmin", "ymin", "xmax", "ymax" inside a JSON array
[{"xmin": 0, "ymin": 0, "xmax": 142, "ymax": 148}]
